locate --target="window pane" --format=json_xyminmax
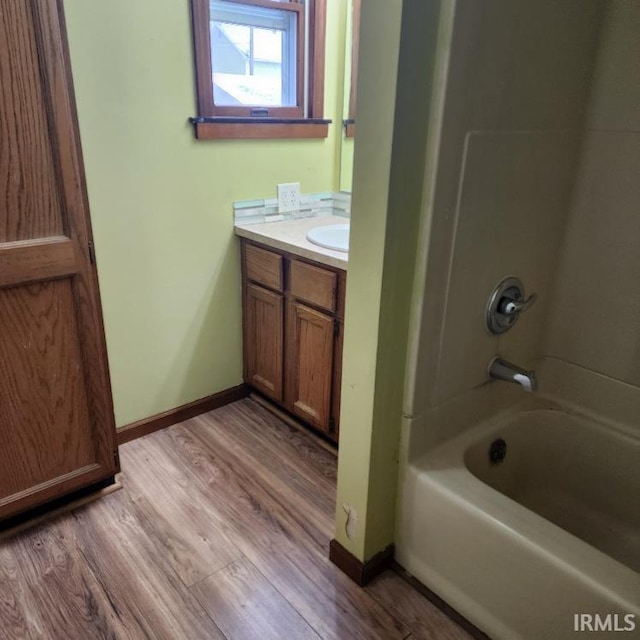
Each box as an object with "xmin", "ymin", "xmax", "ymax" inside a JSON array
[{"xmin": 210, "ymin": 1, "xmax": 297, "ymax": 107}]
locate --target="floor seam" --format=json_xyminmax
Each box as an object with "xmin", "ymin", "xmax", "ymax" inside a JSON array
[{"xmin": 186, "ymin": 555, "xmax": 245, "ymax": 590}]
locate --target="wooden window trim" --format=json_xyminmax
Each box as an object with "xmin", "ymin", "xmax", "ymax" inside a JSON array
[
  {"xmin": 344, "ymin": 0, "xmax": 359, "ymax": 138},
  {"xmin": 190, "ymin": 117, "xmax": 330, "ymax": 140},
  {"xmin": 190, "ymin": 0, "xmax": 328, "ymax": 139},
  {"xmin": 308, "ymin": 0, "xmax": 326, "ymax": 118}
]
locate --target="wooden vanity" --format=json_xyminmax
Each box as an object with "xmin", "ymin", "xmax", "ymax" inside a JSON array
[{"xmin": 241, "ymin": 239, "xmax": 346, "ymax": 442}]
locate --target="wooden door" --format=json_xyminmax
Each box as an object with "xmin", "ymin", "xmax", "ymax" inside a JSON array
[
  {"xmin": 244, "ymin": 284, "xmax": 284, "ymax": 401},
  {"xmin": 0, "ymin": 0, "xmax": 118, "ymax": 521},
  {"xmin": 285, "ymin": 302, "xmax": 334, "ymax": 432}
]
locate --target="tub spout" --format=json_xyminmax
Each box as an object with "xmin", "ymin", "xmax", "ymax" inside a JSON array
[{"xmin": 489, "ymin": 357, "xmax": 537, "ymax": 392}]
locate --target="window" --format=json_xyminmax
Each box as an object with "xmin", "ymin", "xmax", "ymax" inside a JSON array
[{"xmin": 190, "ymin": 0, "xmax": 329, "ymax": 139}]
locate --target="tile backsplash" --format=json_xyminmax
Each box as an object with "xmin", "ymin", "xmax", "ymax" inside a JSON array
[{"xmin": 234, "ymin": 191, "xmax": 351, "ymax": 225}]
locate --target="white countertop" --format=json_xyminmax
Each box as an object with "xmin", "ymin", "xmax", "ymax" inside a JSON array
[{"xmin": 234, "ymin": 215, "xmax": 348, "ymax": 270}]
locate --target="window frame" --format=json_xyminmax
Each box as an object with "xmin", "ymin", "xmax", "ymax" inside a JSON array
[
  {"xmin": 344, "ymin": 0, "xmax": 359, "ymax": 138},
  {"xmin": 191, "ymin": 0, "xmax": 329, "ymax": 139}
]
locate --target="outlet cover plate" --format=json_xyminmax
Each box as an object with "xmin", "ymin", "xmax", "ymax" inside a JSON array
[{"xmin": 277, "ymin": 182, "xmax": 301, "ymax": 213}]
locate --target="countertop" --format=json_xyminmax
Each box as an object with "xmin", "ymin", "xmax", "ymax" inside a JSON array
[{"xmin": 234, "ymin": 215, "xmax": 348, "ymax": 270}]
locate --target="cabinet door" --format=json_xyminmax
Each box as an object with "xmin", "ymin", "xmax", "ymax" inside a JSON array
[
  {"xmin": 331, "ymin": 319, "xmax": 344, "ymax": 437},
  {"xmin": 0, "ymin": 0, "xmax": 118, "ymax": 521},
  {"xmin": 285, "ymin": 302, "xmax": 334, "ymax": 432},
  {"xmin": 244, "ymin": 284, "xmax": 284, "ymax": 401}
]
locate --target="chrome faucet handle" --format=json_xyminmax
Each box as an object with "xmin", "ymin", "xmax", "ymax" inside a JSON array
[
  {"xmin": 486, "ymin": 277, "xmax": 537, "ymax": 334},
  {"xmin": 500, "ymin": 292, "xmax": 537, "ymax": 316}
]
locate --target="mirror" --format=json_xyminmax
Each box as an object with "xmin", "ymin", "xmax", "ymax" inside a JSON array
[{"xmin": 339, "ymin": 0, "xmax": 360, "ymax": 192}]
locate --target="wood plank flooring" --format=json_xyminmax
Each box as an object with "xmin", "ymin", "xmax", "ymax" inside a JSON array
[{"xmin": 0, "ymin": 398, "xmax": 472, "ymax": 640}]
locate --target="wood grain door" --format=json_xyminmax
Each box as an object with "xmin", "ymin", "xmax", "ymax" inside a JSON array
[
  {"xmin": 244, "ymin": 284, "xmax": 284, "ymax": 401},
  {"xmin": 0, "ymin": 0, "xmax": 118, "ymax": 520},
  {"xmin": 285, "ymin": 302, "xmax": 334, "ymax": 432}
]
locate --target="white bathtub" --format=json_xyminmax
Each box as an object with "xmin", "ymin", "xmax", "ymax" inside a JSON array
[{"xmin": 397, "ymin": 408, "xmax": 640, "ymax": 640}]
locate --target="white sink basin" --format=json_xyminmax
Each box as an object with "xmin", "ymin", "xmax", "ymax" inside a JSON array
[{"xmin": 306, "ymin": 224, "xmax": 350, "ymax": 252}]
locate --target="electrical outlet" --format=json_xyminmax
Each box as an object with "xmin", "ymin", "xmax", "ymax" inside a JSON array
[{"xmin": 277, "ymin": 182, "xmax": 301, "ymax": 213}]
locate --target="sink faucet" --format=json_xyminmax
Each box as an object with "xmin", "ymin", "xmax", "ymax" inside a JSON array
[{"xmin": 488, "ymin": 357, "xmax": 537, "ymax": 392}]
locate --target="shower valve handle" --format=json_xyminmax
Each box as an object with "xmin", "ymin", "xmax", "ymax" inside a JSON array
[
  {"xmin": 486, "ymin": 277, "xmax": 536, "ymax": 335},
  {"xmin": 500, "ymin": 293, "xmax": 537, "ymax": 316}
]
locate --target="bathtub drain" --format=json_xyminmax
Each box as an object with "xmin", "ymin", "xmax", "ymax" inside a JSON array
[{"xmin": 489, "ymin": 438, "xmax": 507, "ymax": 465}]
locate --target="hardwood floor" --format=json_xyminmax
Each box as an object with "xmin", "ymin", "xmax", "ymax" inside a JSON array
[{"xmin": 0, "ymin": 398, "xmax": 472, "ymax": 640}]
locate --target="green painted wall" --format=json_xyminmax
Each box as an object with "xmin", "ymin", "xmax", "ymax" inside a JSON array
[
  {"xmin": 64, "ymin": 0, "xmax": 347, "ymax": 427},
  {"xmin": 334, "ymin": 0, "xmax": 403, "ymax": 560},
  {"xmin": 335, "ymin": 0, "xmax": 443, "ymax": 561}
]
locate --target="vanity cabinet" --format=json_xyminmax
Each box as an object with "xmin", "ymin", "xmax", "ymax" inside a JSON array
[{"xmin": 241, "ymin": 240, "xmax": 345, "ymax": 441}]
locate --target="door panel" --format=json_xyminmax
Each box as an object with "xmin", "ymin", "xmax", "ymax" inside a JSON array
[
  {"xmin": 0, "ymin": 281, "xmax": 96, "ymax": 497},
  {"xmin": 0, "ymin": 0, "xmax": 117, "ymax": 520},
  {"xmin": 244, "ymin": 283, "xmax": 284, "ymax": 401},
  {"xmin": 0, "ymin": 1, "xmax": 65, "ymax": 242},
  {"xmin": 285, "ymin": 302, "xmax": 334, "ymax": 431}
]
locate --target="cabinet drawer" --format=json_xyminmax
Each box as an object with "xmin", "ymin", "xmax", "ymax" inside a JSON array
[
  {"xmin": 244, "ymin": 243, "xmax": 283, "ymax": 291},
  {"xmin": 289, "ymin": 259, "xmax": 337, "ymax": 312}
]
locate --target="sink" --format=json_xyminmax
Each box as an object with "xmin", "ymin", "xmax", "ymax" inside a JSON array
[{"xmin": 306, "ymin": 224, "xmax": 350, "ymax": 252}]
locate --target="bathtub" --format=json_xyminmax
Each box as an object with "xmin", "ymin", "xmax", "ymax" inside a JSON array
[{"xmin": 397, "ymin": 408, "xmax": 640, "ymax": 640}]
